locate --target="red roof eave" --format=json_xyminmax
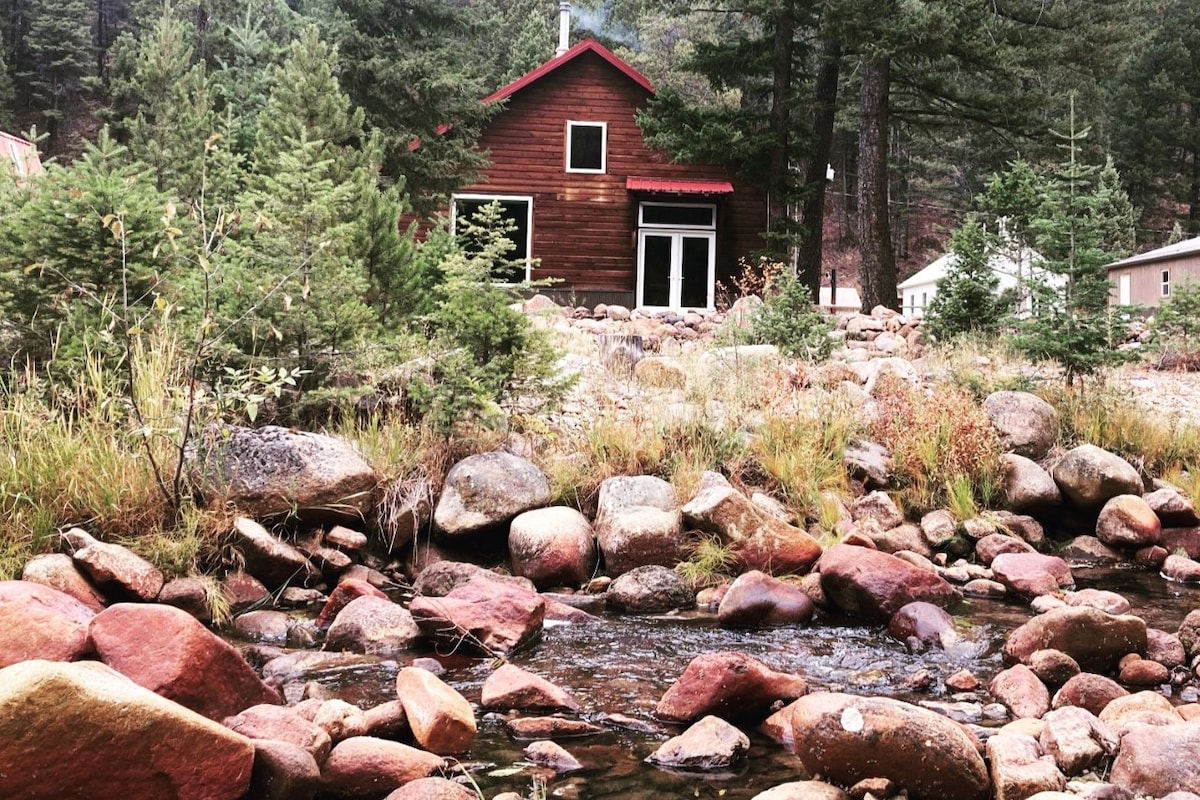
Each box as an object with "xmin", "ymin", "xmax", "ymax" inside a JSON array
[
  {"xmin": 626, "ymin": 177, "xmax": 734, "ymax": 195},
  {"xmin": 483, "ymin": 39, "xmax": 654, "ymax": 105}
]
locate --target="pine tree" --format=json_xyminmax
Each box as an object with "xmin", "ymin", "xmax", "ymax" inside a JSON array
[
  {"xmin": 14, "ymin": 0, "xmax": 95, "ymax": 151},
  {"xmin": 1017, "ymin": 101, "xmax": 1134, "ymax": 385},
  {"xmin": 976, "ymin": 159, "xmax": 1046, "ymax": 313},
  {"xmin": 253, "ymin": 25, "xmax": 363, "ymax": 177},
  {"xmin": 308, "ymin": 0, "xmax": 496, "ymax": 209},
  {"xmin": 923, "ymin": 218, "xmax": 1013, "ymax": 341},
  {"xmin": 226, "ymin": 25, "xmax": 375, "ymax": 380},
  {"xmin": 212, "ymin": 4, "xmax": 283, "ymax": 158},
  {"xmin": 0, "ymin": 47, "xmax": 15, "ymax": 129},
  {"xmin": 122, "ymin": 5, "xmax": 242, "ymax": 207},
  {"xmin": 0, "ymin": 128, "xmax": 179, "ymax": 366}
]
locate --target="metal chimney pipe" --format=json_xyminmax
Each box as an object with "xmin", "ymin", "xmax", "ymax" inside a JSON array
[{"xmin": 556, "ymin": 2, "xmax": 571, "ymax": 56}]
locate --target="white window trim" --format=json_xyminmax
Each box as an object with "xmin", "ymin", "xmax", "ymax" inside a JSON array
[
  {"xmin": 637, "ymin": 201, "xmax": 717, "ymax": 230},
  {"xmin": 565, "ymin": 121, "xmax": 607, "ymax": 174},
  {"xmin": 1162, "ymin": 269, "xmax": 1171, "ymax": 298},
  {"xmin": 450, "ymin": 193, "xmax": 534, "ymax": 284}
]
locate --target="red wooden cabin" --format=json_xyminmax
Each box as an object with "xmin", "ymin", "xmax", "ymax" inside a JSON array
[{"xmin": 448, "ymin": 39, "xmax": 769, "ymax": 311}]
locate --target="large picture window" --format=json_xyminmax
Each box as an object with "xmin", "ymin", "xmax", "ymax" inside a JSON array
[
  {"xmin": 566, "ymin": 121, "xmax": 606, "ymax": 173},
  {"xmin": 451, "ymin": 194, "xmax": 533, "ymax": 284}
]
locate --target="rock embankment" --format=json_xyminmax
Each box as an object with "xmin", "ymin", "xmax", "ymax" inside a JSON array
[{"xmin": 9, "ymin": 298, "xmax": 1200, "ymax": 797}]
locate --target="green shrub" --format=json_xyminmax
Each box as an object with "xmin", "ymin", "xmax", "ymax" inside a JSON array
[
  {"xmin": 412, "ymin": 202, "xmax": 571, "ymax": 434},
  {"xmin": 747, "ymin": 263, "xmax": 834, "ymax": 361}
]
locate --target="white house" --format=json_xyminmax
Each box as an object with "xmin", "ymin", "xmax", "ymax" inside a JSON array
[{"xmin": 898, "ymin": 244, "xmax": 1047, "ymax": 318}]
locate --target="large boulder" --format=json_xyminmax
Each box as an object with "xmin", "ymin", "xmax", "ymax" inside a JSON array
[
  {"xmin": 249, "ymin": 739, "xmax": 321, "ymax": 800},
  {"xmin": 594, "ymin": 506, "xmax": 689, "ymax": 577},
  {"xmin": 412, "ymin": 561, "xmax": 535, "ymax": 598},
  {"xmin": 1000, "ymin": 455, "xmax": 1062, "ymax": 516},
  {"xmin": 1144, "ymin": 487, "xmax": 1200, "ymax": 527},
  {"xmin": 508, "ymin": 506, "xmax": 597, "ymax": 588},
  {"xmin": 228, "ymin": 517, "xmax": 320, "ymax": 589},
  {"xmin": 71, "ymin": 538, "xmax": 164, "ymax": 602},
  {"xmin": 888, "ymin": 602, "xmax": 958, "ymax": 650},
  {"xmin": 717, "ymin": 570, "xmax": 814, "ymax": 628},
  {"xmin": 645, "ymin": 715, "xmax": 750, "ymax": 771},
  {"xmin": 984, "ymin": 733, "xmax": 1066, "ymax": 800},
  {"xmin": 1004, "ymin": 606, "xmax": 1147, "ymax": 673},
  {"xmin": 596, "ymin": 475, "xmax": 678, "ymax": 516},
  {"xmin": 0, "ymin": 659, "xmax": 254, "ymax": 800},
  {"xmin": 88, "ymin": 602, "xmax": 280, "ymax": 720},
  {"xmin": 789, "ymin": 692, "xmax": 990, "ymax": 800},
  {"xmin": 592, "ymin": 478, "xmax": 682, "ymax": 579},
  {"xmin": 852, "ymin": 491, "xmax": 904, "ymax": 530},
  {"xmin": 1095, "ymin": 494, "xmax": 1162, "ymax": 548},
  {"xmin": 1038, "ymin": 706, "xmax": 1118, "ymax": 776},
  {"xmin": 320, "ymin": 737, "xmax": 444, "ymax": 799},
  {"xmin": 1051, "ymin": 445, "xmax": 1143, "ymax": 510},
  {"xmin": 384, "ymin": 777, "xmax": 478, "ymax": 800},
  {"xmin": 1110, "ymin": 721, "xmax": 1200, "ymax": 797},
  {"xmin": 750, "ymin": 782, "xmax": 850, "ymax": 800},
  {"xmin": 480, "ymin": 664, "xmax": 580, "ymax": 712},
  {"xmin": 983, "ymin": 391, "xmax": 1060, "ymax": 460},
  {"xmin": 0, "ymin": 580, "xmax": 96, "ymax": 668},
  {"xmin": 606, "ymin": 565, "xmax": 695, "ymax": 613},
  {"xmin": 324, "ymin": 596, "xmax": 422, "ymax": 657},
  {"xmin": 990, "ymin": 552, "xmax": 1074, "ymax": 598},
  {"xmin": 682, "ymin": 482, "xmax": 822, "ymax": 574},
  {"xmin": 223, "ymin": 704, "xmax": 333, "ymax": 762},
  {"xmin": 655, "ymin": 651, "xmax": 808, "ymax": 723},
  {"xmin": 395, "ymin": 666, "xmax": 475, "ymax": 755},
  {"xmin": 1051, "ymin": 673, "xmax": 1128, "ymax": 716},
  {"xmin": 409, "ymin": 575, "xmax": 545, "ymax": 655},
  {"xmin": 433, "ymin": 452, "xmax": 552, "ymax": 537},
  {"xmin": 990, "ymin": 664, "xmax": 1051, "ymax": 720},
  {"xmin": 21, "ymin": 553, "xmax": 106, "ymax": 612},
  {"xmin": 190, "ymin": 424, "xmax": 378, "ymax": 522},
  {"xmin": 817, "ymin": 544, "xmax": 960, "ymax": 623}
]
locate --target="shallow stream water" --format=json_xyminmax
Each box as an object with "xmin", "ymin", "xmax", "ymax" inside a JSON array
[{"xmin": 283, "ymin": 567, "xmax": 1200, "ymax": 799}]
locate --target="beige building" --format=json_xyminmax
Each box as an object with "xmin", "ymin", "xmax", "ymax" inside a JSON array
[{"xmin": 1108, "ymin": 236, "xmax": 1200, "ymax": 309}]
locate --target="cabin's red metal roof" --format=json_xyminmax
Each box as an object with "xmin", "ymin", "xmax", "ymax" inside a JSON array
[
  {"xmin": 483, "ymin": 39, "xmax": 654, "ymax": 105},
  {"xmin": 626, "ymin": 177, "xmax": 734, "ymax": 194}
]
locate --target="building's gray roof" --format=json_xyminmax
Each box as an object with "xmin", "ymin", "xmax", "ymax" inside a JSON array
[{"xmin": 1107, "ymin": 235, "xmax": 1200, "ymax": 271}]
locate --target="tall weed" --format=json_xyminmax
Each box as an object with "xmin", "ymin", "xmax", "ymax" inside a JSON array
[
  {"xmin": 870, "ymin": 373, "xmax": 1002, "ymax": 515},
  {"xmin": 1046, "ymin": 385, "xmax": 1200, "ymax": 478}
]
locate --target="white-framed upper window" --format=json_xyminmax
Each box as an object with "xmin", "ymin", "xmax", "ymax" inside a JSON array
[
  {"xmin": 566, "ymin": 121, "xmax": 606, "ymax": 173},
  {"xmin": 1162, "ymin": 269, "xmax": 1171, "ymax": 298},
  {"xmin": 637, "ymin": 202, "xmax": 717, "ymax": 230},
  {"xmin": 450, "ymin": 193, "xmax": 534, "ymax": 284}
]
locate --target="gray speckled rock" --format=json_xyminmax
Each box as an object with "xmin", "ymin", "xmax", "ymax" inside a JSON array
[
  {"xmin": 433, "ymin": 452, "xmax": 551, "ymax": 537},
  {"xmin": 189, "ymin": 424, "xmax": 377, "ymax": 522}
]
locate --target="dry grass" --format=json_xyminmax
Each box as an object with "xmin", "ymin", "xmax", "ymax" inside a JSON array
[
  {"xmin": 870, "ymin": 372, "xmax": 1002, "ymax": 516},
  {"xmin": 1043, "ymin": 384, "xmax": 1200, "ymax": 483}
]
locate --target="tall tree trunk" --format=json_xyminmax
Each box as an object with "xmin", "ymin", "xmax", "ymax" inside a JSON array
[
  {"xmin": 797, "ymin": 36, "xmax": 841, "ymax": 299},
  {"xmin": 1190, "ymin": 146, "xmax": 1200, "ymax": 232},
  {"xmin": 857, "ymin": 55, "xmax": 897, "ymax": 311},
  {"xmin": 766, "ymin": 7, "xmax": 794, "ymax": 234}
]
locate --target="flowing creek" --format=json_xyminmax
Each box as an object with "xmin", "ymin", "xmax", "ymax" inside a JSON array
[{"xmin": 268, "ymin": 567, "xmax": 1200, "ymax": 799}]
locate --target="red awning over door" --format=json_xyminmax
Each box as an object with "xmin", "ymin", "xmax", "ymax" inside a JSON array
[{"xmin": 626, "ymin": 177, "xmax": 734, "ymax": 194}]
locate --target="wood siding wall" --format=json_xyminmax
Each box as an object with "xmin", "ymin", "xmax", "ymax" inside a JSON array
[
  {"xmin": 1111, "ymin": 254, "xmax": 1200, "ymax": 308},
  {"xmin": 457, "ymin": 52, "xmax": 768, "ymax": 298}
]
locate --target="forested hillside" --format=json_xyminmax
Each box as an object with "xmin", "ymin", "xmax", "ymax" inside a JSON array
[{"xmin": 0, "ymin": 0, "xmax": 1196, "ymax": 307}]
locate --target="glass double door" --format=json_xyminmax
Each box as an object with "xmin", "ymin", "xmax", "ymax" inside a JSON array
[{"xmin": 636, "ymin": 230, "xmax": 715, "ymax": 310}]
